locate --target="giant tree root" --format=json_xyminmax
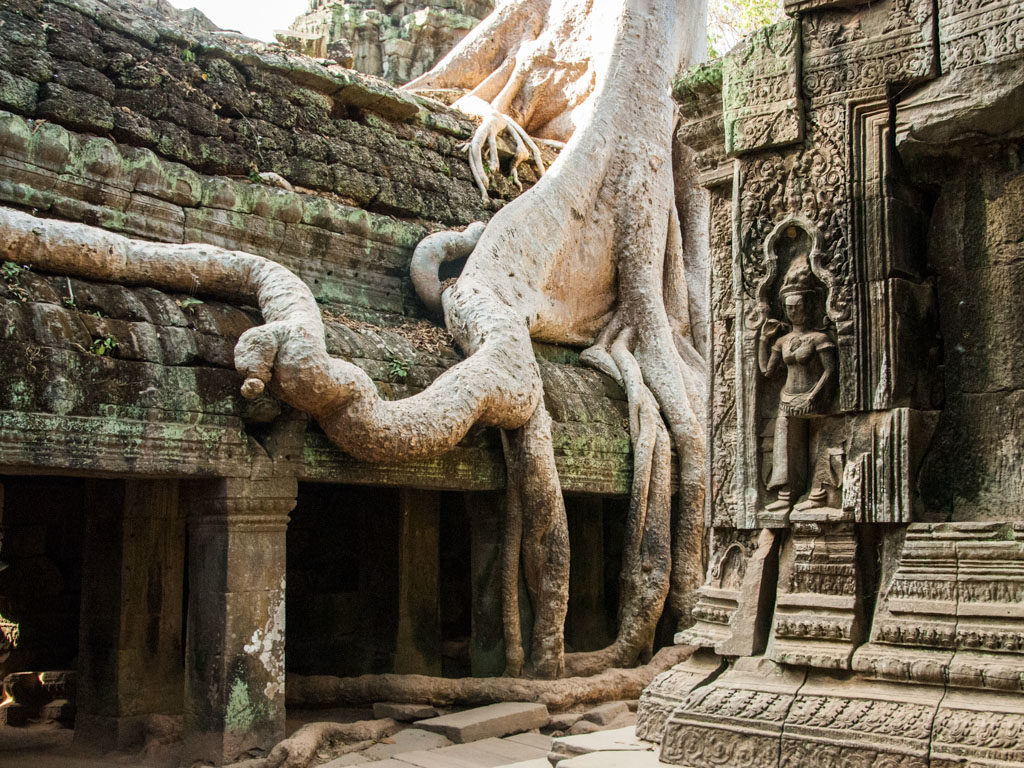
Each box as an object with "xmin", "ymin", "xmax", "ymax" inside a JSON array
[
  {"xmin": 208, "ymin": 718, "xmax": 401, "ymax": 768},
  {"xmin": 285, "ymin": 645, "xmax": 696, "ymax": 712}
]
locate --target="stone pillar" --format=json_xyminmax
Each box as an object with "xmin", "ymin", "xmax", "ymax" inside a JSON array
[
  {"xmin": 566, "ymin": 495, "xmax": 609, "ymax": 652},
  {"xmin": 76, "ymin": 479, "xmax": 185, "ymax": 751},
  {"xmin": 393, "ymin": 488, "xmax": 441, "ymax": 675},
  {"xmin": 468, "ymin": 492, "xmax": 505, "ymax": 677},
  {"xmin": 183, "ymin": 477, "xmax": 295, "ymax": 766}
]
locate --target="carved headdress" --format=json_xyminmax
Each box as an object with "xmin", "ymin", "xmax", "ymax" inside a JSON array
[{"xmin": 779, "ymin": 256, "xmax": 817, "ymax": 298}]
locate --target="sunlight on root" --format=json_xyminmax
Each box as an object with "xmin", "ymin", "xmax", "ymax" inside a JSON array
[{"xmin": 458, "ymin": 110, "xmax": 546, "ymax": 201}]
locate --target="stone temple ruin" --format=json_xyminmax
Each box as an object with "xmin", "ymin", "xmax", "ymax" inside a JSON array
[
  {"xmin": 0, "ymin": 0, "xmax": 1022, "ymax": 766},
  {"xmin": 279, "ymin": 0, "xmax": 495, "ymax": 84}
]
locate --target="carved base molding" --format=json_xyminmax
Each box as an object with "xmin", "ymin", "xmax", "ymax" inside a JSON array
[
  {"xmin": 635, "ymin": 650, "xmax": 725, "ymax": 742},
  {"xmin": 768, "ymin": 520, "xmax": 865, "ymax": 671},
  {"xmin": 659, "ymin": 660, "xmax": 1024, "ymax": 768}
]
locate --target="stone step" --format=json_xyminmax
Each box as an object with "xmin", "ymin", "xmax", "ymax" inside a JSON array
[{"xmin": 416, "ymin": 702, "xmax": 549, "ymax": 743}]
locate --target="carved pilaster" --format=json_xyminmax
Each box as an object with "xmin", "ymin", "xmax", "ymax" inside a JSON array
[{"xmin": 768, "ymin": 519, "xmax": 866, "ymax": 670}]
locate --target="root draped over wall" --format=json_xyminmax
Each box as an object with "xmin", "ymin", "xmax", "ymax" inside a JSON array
[{"xmin": 0, "ymin": 0, "xmax": 710, "ymax": 683}]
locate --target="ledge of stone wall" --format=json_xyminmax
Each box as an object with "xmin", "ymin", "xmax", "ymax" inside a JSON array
[{"xmin": 0, "ymin": 0, "xmax": 544, "ymax": 224}]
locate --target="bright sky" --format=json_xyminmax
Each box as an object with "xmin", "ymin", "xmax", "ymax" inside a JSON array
[{"xmin": 167, "ymin": 0, "xmax": 309, "ymax": 42}]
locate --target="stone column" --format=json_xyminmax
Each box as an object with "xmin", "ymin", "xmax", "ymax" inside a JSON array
[
  {"xmin": 468, "ymin": 492, "xmax": 505, "ymax": 676},
  {"xmin": 183, "ymin": 477, "xmax": 295, "ymax": 766},
  {"xmin": 393, "ymin": 488, "xmax": 441, "ymax": 675},
  {"xmin": 76, "ymin": 479, "xmax": 185, "ymax": 751}
]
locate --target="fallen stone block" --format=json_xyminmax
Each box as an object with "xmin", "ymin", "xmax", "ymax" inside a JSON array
[
  {"xmin": 549, "ymin": 726, "xmax": 655, "ymax": 762},
  {"xmin": 416, "ymin": 702, "xmax": 549, "ymax": 743},
  {"xmin": 583, "ymin": 701, "xmax": 630, "ymax": 725},
  {"xmin": 373, "ymin": 702, "xmax": 439, "ymax": 721},
  {"xmin": 546, "ymin": 712, "xmax": 583, "ymax": 732},
  {"xmin": 568, "ymin": 720, "xmax": 603, "ymax": 735}
]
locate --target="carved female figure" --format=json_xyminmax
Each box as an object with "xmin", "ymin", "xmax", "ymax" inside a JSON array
[{"xmin": 758, "ymin": 259, "xmax": 836, "ymax": 511}]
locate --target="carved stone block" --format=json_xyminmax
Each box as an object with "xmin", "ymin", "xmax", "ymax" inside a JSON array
[
  {"xmin": 930, "ymin": 689, "xmax": 1024, "ymax": 767},
  {"xmin": 781, "ymin": 673, "xmax": 942, "ymax": 767},
  {"xmin": 678, "ymin": 529, "xmax": 779, "ymax": 656},
  {"xmin": 768, "ymin": 521, "xmax": 866, "ymax": 670},
  {"xmin": 784, "ymin": 0, "xmax": 875, "ymax": 16},
  {"xmin": 860, "ymin": 523, "xmax": 1024, "ymax": 689},
  {"xmin": 802, "ymin": 0, "xmax": 938, "ymax": 104},
  {"xmin": 841, "ymin": 408, "xmax": 940, "ymax": 523},
  {"xmin": 840, "ymin": 281, "xmax": 939, "ymax": 413},
  {"xmin": 634, "ymin": 650, "xmax": 724, "ymax": 743},
  {"xmin": 660, "ymin": 657, "xmax": 805, "ymax": 767},
  {"xmin": 939, "ymin": 0, "xmax": 1024, "ymax": 71},
  {"xmin": 723, "ymin": 19, "xmax": 803, "ymax": 156}
]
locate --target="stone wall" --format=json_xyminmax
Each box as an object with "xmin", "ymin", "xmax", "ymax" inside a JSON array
[
  {"xmin": 282, "ymin": 0, "xmax": 494, "ymax": 84},
  {"xmin": 643, "ymin": 0, "xmax": 1024, "ymax": 765},
  {"xmin": 0, "ymin": 0, "xmax": 627, "ymax": 494},
  {"xmin": 917, "ymin": 146, "xmax": 1024, "ymax": 521},
  {"xmin": 0, "ymin": 0, "xmax": 528, "ymax": 225}
]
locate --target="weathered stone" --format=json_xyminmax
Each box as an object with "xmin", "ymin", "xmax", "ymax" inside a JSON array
[
  {"xmin": 557, "ymin": 753, "xmax": 668, "ymax": 768},
  {"xmin": 372, "ymin": 702, "xmax": 440, "ymax": 722},
  {"xmin": 549, "ymin": 727, "xmax": 655, "ymax": 762},
  {"xmin": 546, "ymin": 712, "xmax": 583, "ymax": 732},
  {"xmin": 358, "ymin": 727, "xmax": 452, "ymax": 759},
  {"xmin": 284, "ymin": 2, "xmax": 493, "ymax": 85},
  {"xmin": 567, "ymin": 720, "xmax": 603, "ymax": 735},
  {"xmin": 581, "ymin": 701, "xmax": 630, "ymax": 726},
  {"xmin": 416, "ymin": 702, "xmax": 550, "ymax": 743}
]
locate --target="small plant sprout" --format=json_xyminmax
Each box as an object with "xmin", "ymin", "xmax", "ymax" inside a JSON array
[
  {"xmin": 89, "ymin": 335, "xmax": 118, "ymax": 356},
  {"xmin": 177, "ymin": 297, "xmax": 205, "ymax": 312},
  {"xmin": 387, "ymin": 357, "xmax": 412, "ymax": 380}
]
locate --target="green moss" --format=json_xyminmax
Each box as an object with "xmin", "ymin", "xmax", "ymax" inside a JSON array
[
  {"xmin": 672, "ymin": 60, "xmax": 724, "ymax": 109},
  {"xmin": 225, "ymin": 677, "xmax": 255, "ymax": 733}
]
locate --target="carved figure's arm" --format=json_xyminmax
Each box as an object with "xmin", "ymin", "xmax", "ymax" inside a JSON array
[
  {"xmin": 758, "ymin": 321, "xmax": 785, "ymax": 377},
  {"xmin": 807, "ymin": 343, "xmax": 837, "ymax": 406}
]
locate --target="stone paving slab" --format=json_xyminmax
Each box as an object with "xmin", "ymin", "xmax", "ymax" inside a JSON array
[
  {"xmin": 390, "ymin": 746, "xmax": 500, "ymax": 768},
  {"xmin": 496, "ymin": 761, "xmax": 551, "ymax": 768},
  {"xmin": 416, "ymin": 703, "xmax": 549, "ymax": 743},
  {"xmin": 320, "ymin": 753, "xmax": 371, "ymax": 766},
  {"xmin": 466, "ymin": 736, "xmax": 549, "ymax": 762},
  {"xmin": 557, "ymin": 751, "xmax": 672, "ymax": 767},
  {"xmin": 549, "ymin": 727, "xmax": 655, "ymax": 760},
  {"xmin": 360, "ymin": 727, "xmax": 453, "ymax": 759},
  {"xmin": 504, "ymin": 732, "xmax": 554, "ymax": 750}
]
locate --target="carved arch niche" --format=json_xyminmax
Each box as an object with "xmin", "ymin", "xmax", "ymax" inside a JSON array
[{"xmin": 740, "ymin": 215, "xmax": 844, "ymax": 525}]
